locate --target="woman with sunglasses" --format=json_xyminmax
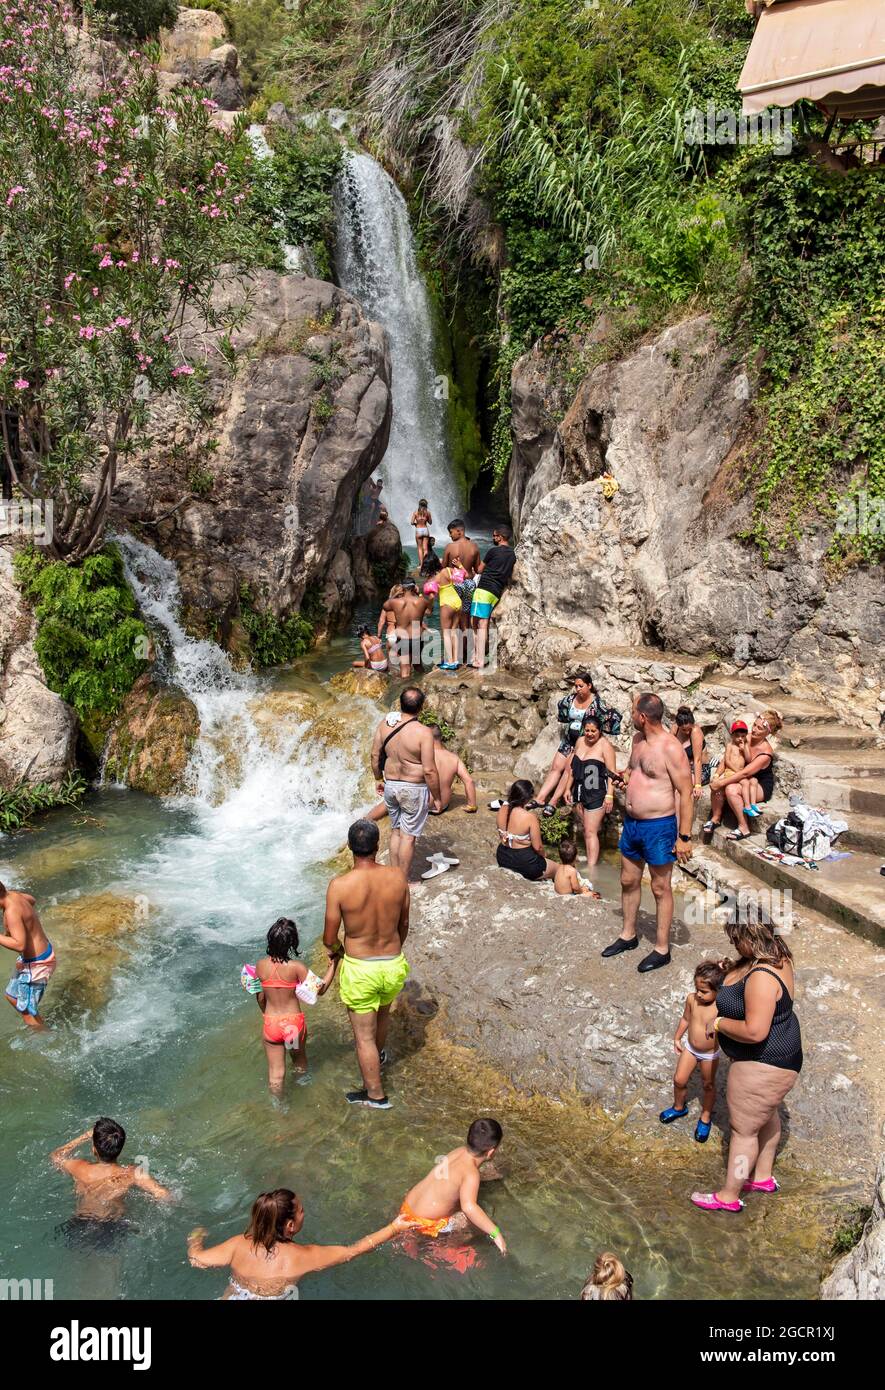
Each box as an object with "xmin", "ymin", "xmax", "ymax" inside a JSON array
[{"xmin": 708, "ymin": 710, "xmax": 782, "ymax": 840}]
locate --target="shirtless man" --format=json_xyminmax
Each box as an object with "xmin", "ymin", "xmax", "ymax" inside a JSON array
[
  {"xmin": 377, "ymin": 579, "xmax": 431, "ymax": 678},
  {"xmin": 1, "ymin": 880, "xmax": 57, "ymax": 1029},
  {"xmin": 601, "ymin": 692, "xmax": 694, "ymax": 972},
  {"xmin": 324, "ymin": 818, "xmax": 411, "ymax": 1109},
  {"xmin": 427, "ymin": 724, "xmax": 477, "ymax": 815},
  {"xmin": 51, "ymin": 1118, "xmax": 173, "ymax": 1226},
  {"xmin": 370, "ymin": 686, "xmax": 441, "ymax": 877},
  {"xmin": 397, "ymin": 1118, "xmax": 506, "ymax": 1253},
  {"xmin": 443, "ymin": 520, "xmax": 481, "ymax": 652}
]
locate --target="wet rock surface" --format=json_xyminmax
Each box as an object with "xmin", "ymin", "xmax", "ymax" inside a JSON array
[
  {"xmin": 821, "ymin": 1154, "xmax": 885, "ymax": 1298},
  {"xmin": 103, "ymin": 675, "xmax": 199, "ymax": 796}
]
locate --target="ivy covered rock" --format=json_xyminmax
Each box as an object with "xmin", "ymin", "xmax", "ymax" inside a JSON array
[{"xmin": 104, "ymin": 674, "xmax": 199, "ymax": 796}]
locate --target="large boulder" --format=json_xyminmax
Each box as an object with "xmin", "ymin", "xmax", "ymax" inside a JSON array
[
  {"xmin": 111, "ymin": 271, "xmax": 392, "ymax": 646},
  {"xmin": 821, "ymin": 1154, "xmax": 885, "ymax": 1299},
  {"xmin": 160, "ymin": 7, "xmax": 228, "ymax": 64},
  {"xmin": 0, "ymin": 553, "xmax": 78, "ymax": 790},
  {"xmin": 500, "ymin": 315, "xmax": 885, "ymax": 722},
  {"xmin": 351, "ymin": 517, "xmax": 404, "ymax": 601},
  {"xmin": 103, "ymin": 674, "xmax": 199, "ymax": 796}
]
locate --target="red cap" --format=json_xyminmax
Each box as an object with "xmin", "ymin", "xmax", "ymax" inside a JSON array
[{"xmin": 730, "ymin": 720, "xmax": 748, "ymax": 734}]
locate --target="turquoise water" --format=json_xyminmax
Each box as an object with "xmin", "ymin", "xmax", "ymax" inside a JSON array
[{"xmin": 0, "ymin": 556, "xmax": 831, "ymax": 1301}]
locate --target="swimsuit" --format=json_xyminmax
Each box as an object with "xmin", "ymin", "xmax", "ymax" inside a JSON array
[
  {"xmin": 682, "ymin": 1038, "xmax": 721, "ymax": 1062},
  {"xmin": 5, "ymin": 939, "xmax": 56, "ymax": 1016},
  {"xmin": 227, "ymin": 1278, "xmax": 299, "ymax": 1301},
  {"xmin": 398, "ymin": 1199, "xmax": 457, "ymax": 1239},
  {"xmin": 338, "ymin": 953, "xmax": 410, "ymax": 1014},
  {"xmin": 715, "ymin": 966, "xmax": 803, "ymax": 1071},
  {"xmin": 571, "ymin": 753, "xmax": 610, "ymax": 810},
  {"xmin": 469, "ymin": 587, "xmax": 499, "ymax": 620},
  {"xmin": 438, "ymin": 583, "xmax": 462, "ymax": 612},
  {"xmin": 365, "ymin": 639, "xmax": 388, "ymax": 672},
  {"xmin": 557, "ymin": 695, "xmax": 601, "ymax": 754},
  {"xmin": 619, "ymin": 813, "xmax": 677, "ymax": 866},
  {"xmin": 259, "ymin": 961, "xmax": 308, "ymax": 1048},
  {"xmin": 496, "ymin": 821, "xmax": 547, "ymax": 880},
  {"xmin": 680, "ymin": 732, "xmax": 712, "ymax": 785},
  {"xmin": 383, "ymin": 779, "xmax": 431, "ymax": 837}
]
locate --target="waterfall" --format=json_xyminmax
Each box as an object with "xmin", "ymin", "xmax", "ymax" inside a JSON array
[{"xmin": 333, "ymin": 151, "xmax": 463, "ymax": 536}]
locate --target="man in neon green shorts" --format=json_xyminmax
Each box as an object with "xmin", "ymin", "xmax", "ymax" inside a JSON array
[{"xmin": 324, "ymin": 819, "xmax": 410, "ymax": 1110}]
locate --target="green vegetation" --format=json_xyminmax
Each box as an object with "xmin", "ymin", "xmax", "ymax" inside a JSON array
[
  {"xmin": 539, "ymin": 807, "xmax": 571, "ymax": 850},
  {"xmin": 248, "ymin": 120, "xmax": 345, "ymax": 279},
  {"xmin": 13, "ymin": 547, "xmax": 149, "ymax": 721},
  {"xmin": 419, "ymin": 709, "xmax": 455, "ymax": 744},
  {"xmin": 239, "ymin": 584, "xmax": 315, "ymax": 668},
  {"xmin": 830, "ymin": 1204, "xmax": 872, "ymax": 1257},
  {"xmin": 0, "ymin": 772, "xmax": 87, "ymax": 834},
  {"xmin": 92, "ymin": 0, "xmax": 178, "ymax": 41}
]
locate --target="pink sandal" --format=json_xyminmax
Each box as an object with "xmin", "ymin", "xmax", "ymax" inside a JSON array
[
  {"xmin": 742, "ymin": 1177, "xmax": 779, "ymax": 1194},
  {"xmin": 691, "ymin": 1191, "xmax": 744, "ymax": 1212}
]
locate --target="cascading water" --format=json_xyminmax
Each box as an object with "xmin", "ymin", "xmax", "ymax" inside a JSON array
[{"xmin": 333, "ymin": 151, "xmax": 463, "ymax": 535}]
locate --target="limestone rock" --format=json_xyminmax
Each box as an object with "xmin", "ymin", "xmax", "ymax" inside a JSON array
[
  {"xmin": 42, "ymin": 892, "xmax": 146, "ymax": 1016},
  {"xmin": 821, "ymin": 1154, "xmax": 885, "ymax": 1299},
  {"xmin": 502, "ymin": 314, "xmax": 885, "ymax": 718},
  {"xmin": 160, "ymin": 7, "xmax": 228, "ymax": 65},
  {"xmin": 0, "ymin": 553, "xmax": 78, "ymax": 790},
  {"xmin": 104, "ymin": 674, "xmax": 199, "ymax": 796},
  {"xmin": 328, "ymin": 668, "xmax": 388, "ymax": 701},
  {"xmin": 111, "ymin": 271, "xmax": 392, "ymax": 644}
]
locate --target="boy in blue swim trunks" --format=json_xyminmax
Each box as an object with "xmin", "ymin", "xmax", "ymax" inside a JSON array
[
  {"xmin": 601, "ymin": 694, "xmax": 694, "ymax": 974},
  {"xmin": 1, "ymin": 880, "xmax": 57, "ymax": 1030}
]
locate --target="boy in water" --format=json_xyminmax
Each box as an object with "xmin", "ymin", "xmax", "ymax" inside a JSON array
[
  {"xmin": 553, "ymin": 840, "xmax": 599, "ymax": 897},
  {"xmin": 398, "ymin": 1118, "xmax": 506, "ymax": 1254},
  {"xmin": 659, "ymin": 961, "xmax": 724, "ymax": 1142},
  {"xmin": 1, "ymin": 879, "xmax": 56, "ymax": 1029},
  {"xmin": 51, "ymin": 1118, "xmax": 174, "ymax": 1222}
]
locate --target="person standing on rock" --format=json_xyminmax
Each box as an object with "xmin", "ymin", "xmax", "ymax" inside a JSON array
[
  {"xmin": 2, "ymin": 880, "xmax": 57, "ymax": 1030},
  {"xmin": 443, "ymin": 519, "xmax": 481, "ymax": 658},
  {"xmin": 379, "ymin": 578, "xmax": 432, "ymax": 678},
  {"xmin": 602, "ymin": 693, "xmax": 694, "ymax": 973},
  {"xmin": 371, "ymin": 686, "xmax": 441, "ymax": 878},
  {"xmin": 324, "ymin": 819, "xmax": 411, "ymax": 1110},
  {"xmin": 470, "ymin": 525, "xmax": 516, "ymax": 671}
]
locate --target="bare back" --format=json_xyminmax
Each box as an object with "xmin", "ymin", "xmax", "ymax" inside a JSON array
[
  {"xmin": 63, "ymin": 1161, "xmax": 149, "ymax": 1220},
  {"xmin": 378, "ymin": 715, "xmax": 435, "ymax": 785},
  {"xmin": 0, "ymin": 890, "xmax": 48, "ymax": 958},
  {"xmin": 391, "ymin": 594, "xmax": 430, "ymax": 633},
  {"xmin": 443, "ymin": 537, "xmax": 480, "ymax": 575},
  {"xmin": 328, "ymin": 863, "xmax": 408, "ymax": 958},
  {"xmin": 404, "ymin": 1147, "xmax": 475, "ymax": 1219},
  {"xmin": 434, "ymin": 745, "xmax": 460, "ymax": 800}
]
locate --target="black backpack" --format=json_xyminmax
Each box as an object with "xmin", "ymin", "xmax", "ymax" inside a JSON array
[{"xmin": 766, "ymin": 812, "xmax": 804, "ymax": 856}]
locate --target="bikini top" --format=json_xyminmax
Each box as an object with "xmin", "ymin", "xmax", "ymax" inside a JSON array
[
  {"xmin": 254, "ymin": 961, "xmax": 323, "ymax": 1006},
  {"xmin": 365, "ymin": 639, "xmax": 384, "ymax": 658},
  {"xmin": 260, "ymin": 961, "xmax": 301, "ymax": 989},
  {"xmin": 498, "ymin": 812, "xmax": 533, "ymax": 847}
]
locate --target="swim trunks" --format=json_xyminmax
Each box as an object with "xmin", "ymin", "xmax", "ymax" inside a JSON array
[
  {"xmin": 619, "ymin": 814, "xmax": 677, "ymax": 866},
  {"xmin": 383, "ymin": 779, "xmax": 431, "ymax": 837},
  {"xmin": 262, "ymin": 1012, "xmax": 307, "ymax": 1047},
  {"xmin": 469, "ymin": 587, "xmax": 499, "ymax": 620},
  {"xmin": 398, "ymin": 1199, "xmax": 457, "ymax": 1238},
  {"xmin": 5, "ymin": 940, "xmax": 56, "ymax": 1016},
  {"xmin": 338, "ymin": 953, "xmax": 410, "ymax": 1014}
]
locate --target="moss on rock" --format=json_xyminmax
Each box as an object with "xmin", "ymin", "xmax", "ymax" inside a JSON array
[{"xmin": 104, "ymin": 674, "xmax": 199, "ymax": 796}]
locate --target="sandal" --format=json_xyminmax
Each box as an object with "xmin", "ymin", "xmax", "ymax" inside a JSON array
[
  {"xmin": 659, "ymin": 1106, "xmax": 689, "ymax": 1124},
  {"xmin": 541, "ymin": 804, "xmax": 557, "ymax": 818},
  {"xmin": 741, "ymin": 1177, "xmax": 779, "ymax": 1194},
  {"xmin": 702, "ymin": 819, "xmax": 721, "ymax": 833},
  {"xmin": 690, "ymin": 1191, "xmax": 743, "ymax": 1213},
  {"xmin": 727, "ymin": 830, "xmax": 752, "ymax": 841}
]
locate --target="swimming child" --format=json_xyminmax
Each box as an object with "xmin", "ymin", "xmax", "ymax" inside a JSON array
[
  {"xmin": 51, "ymin": 1118, "xmax": 174, "ymax": 1228},
  {"xmin": 352, "ymin": 623, "xmax": 389, "ymax": 673},
  {"xmin": 410, "ymin": 498, "xmax": 432, "ymax": 566},
  {"xmin": 703, "ymin": 721, "xmax": 748, "ymax": 833},
  {"xmin": 243, "ymin": 918, "xmax": 338, "ymax": 1095},
  {"xmin": 553, "ymin": 840, "xmax": 600, "ymax": 897},
  {"xmin": 659, "ymin": 960, "xmax": 725, "ymax": 1142},
  {"xmin": 580, "ymin": 1252, "xmax": 634, "ymax": 1300},
  {"xmin": 2, "ymin": 879, "xmax": 57, "ymax": 1030},
  {"xmin": 397, "ymin": 1118, "xmax": 506, "ymax": 1253}
]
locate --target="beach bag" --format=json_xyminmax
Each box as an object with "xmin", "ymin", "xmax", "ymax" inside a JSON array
[{"xmin": 766, "ymin": 812, "xmax": 804, "ymax": 856}]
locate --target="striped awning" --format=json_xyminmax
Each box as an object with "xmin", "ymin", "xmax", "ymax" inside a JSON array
[{"xmin": 739, "ymin": 0, "xmax": 885, "ymax": 118}]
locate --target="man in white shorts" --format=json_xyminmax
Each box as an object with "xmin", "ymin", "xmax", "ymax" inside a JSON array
[{"xmin": 370, "ymin": 687, "xmax": 441, "ymax": 878}]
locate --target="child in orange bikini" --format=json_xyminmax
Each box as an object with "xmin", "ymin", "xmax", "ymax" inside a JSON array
[
  {"xmin": 242, "ymin": 918, "xmax": 338, "ymax": 1095},
  {"xmin": 397, "ymin": 1118, "xmax": 506, "ymax": 1254}
]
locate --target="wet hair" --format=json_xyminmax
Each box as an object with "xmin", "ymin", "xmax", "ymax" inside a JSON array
[
  {"xmin": 506, "ymin": 779, "xmax": 535, "ymax": 808},
  {"xmin": 466, "ymin": 1118, "xmax": 503, "ymax": 1155},
  {"xmin": 420, "ymin": 550, "xmax": 442, "ymax": 578},
  {"xmin": 356, "ymin": 623, "xmax": 371, "ymax": 638},
  {"xmin": 723, "ymin": 917, "xmax": 793, "ymax": 967},
  {"xmin": 427, "ymin": 723, "xmax": 443, "ymax": 740},
  {"xmin": 244, "ymin": 1189, "xmax": 300, "ymax": 1254},
  {"xmin": 492, "ymin": 523, "xmax": 513, "ymax": 543},
  {"xmin": 759, "ymin": 708, "xmax": 783, "ymax": 735},
  {"xmin": 636, "ymin": 692, "xmax": 664, "ymax": 723},
  {"xmin": 694, "ymin": 960, "xmax": 725, "ymax": 992},
  {"xmin": 400, "ymin": 686, "xmax": 425, "ymax": 714},
  {"xmin": 92, "ymin": 1117, "xmax": 126, "ymax": 1163},
  {"xmin": 348, "ymin": 819, "xmax": 380, "ymax": 858},
  {"xmin": 378, "ymin": 507, "xmax": 389, "ymax": 521},
  {"xmin": 267, "ymin": 917, "xmax": 300, "ymax": 962},
  {"xmin": 418, "ymin": 498, "xmax": 428, "ymax": 508},
  {"xmin": 573, "ymin": 671, "xmax": 593, "ymax": 689},
  {"xmin": 675, "ymin": 706, "xmax": 695, "ymax": 728},
  {"xmin": 580, "ymin": 1253, "xmax": 633, "ymax": 1301},
  {"xmin": 0, "ymin": 881, "xmax": 5, "ymax": 897},
  {"xmin": 559, "ymin": 839, "xmax": 578, "ymax": 865},
  {"xmin": 401, "ymin": 577, "xmax": 417, "ymax": 591},
  {"xmin": 447, "ymin": 518, "xmax": 465, "ymax": 532}
]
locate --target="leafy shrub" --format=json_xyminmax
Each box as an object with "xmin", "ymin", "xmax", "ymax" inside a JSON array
[
  {"xmin": 0, "ymin": 772, "xmax": 87, "ymax": 833},
  {"xmin": 419, "ymin": 709, "xmax": 455, "ymax": 744},
  {"xmin": 93, "ymin": 0, "xmax": 179, "ymax": 42},
  {"xmin": 249, "ymin": 121, "xmax": 344, "ymax": 279},
  {"xmin": 239, "ymin": 586, "xmax": 314, "ymax": 667},
  {"xmin": 539, "ymin": 807, "xmax": 572, "ymax": 849},
  {"xmin": 13, "ymin": 546, "xmax": 149, "ymax": 719}
]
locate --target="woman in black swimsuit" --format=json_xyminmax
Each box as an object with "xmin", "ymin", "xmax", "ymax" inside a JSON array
[
  {"xmin": 533, "ymin": 672, "xmax": 601, "ymax": 814},
  {"xmin": 564, "ymin": 715, "xmax": 620, "ymax": 867},
  {"xmin": 671, "ymin": 706, "xmax": 708, "ymax": 803},
  {"xmin": 691, "ymin": 916, "xmax": 801, "ymax": 1213},
  {"xmin": 709, "ymin": 709, "xmax": 782, "ymax": 841},
  {"xmin": 495, "ymin": 780, "xmax": 557, "ymax": 881}
]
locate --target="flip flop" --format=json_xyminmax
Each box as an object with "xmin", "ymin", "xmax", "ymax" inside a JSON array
[
  {"xmin": 741, "ymin": 1178, "xmax": 779, "ymax": 1194},
  {"xmin": 694, "ymin": 1119, "xmax": 712, "ymax": 1143},
  {"xmin": 659, "ymin": 1106, "xmax": 689, "ymax": 1124},
  {"xmin": 421, "ymin": 861, "xmax": 451, "ymax": 879},
  {"xmin": 727, "ymin": 830, "xmax": 752, "ymax": 841},
  {"xmin": 488, "ymin": 799, "xmax": 505, "ymax": 811},
  {"xmin": 541, "ymin": 805, "xmax": 557, "ymax": 818},
  {"xmin": 464, "ymin": 806, "xmax": 478, "ymax": 814},
  {"xmin": 691, "ymin": 1191, "xmax": 743, "ymax": 1212},
  {"xmin": 703, "ymin": 819, "xmax": 721, "ymax": 833}
]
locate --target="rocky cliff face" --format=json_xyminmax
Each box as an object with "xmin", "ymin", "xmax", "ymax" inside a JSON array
[
  {"xmin": 111, "ymin": 271, "xmax": 392, "ymax": 642},
  {"xmin": 500, "ymin": 314, "xmax": 885, "ymax": 724},
  {"xmin": 821, "ymin": 1154, "xmax": 885, "ymax": 1299},
  {"xmin": 0, "ymin": 554, "xmax": 78, "ymax": 791}
]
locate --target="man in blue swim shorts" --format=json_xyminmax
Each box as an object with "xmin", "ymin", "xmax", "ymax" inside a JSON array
[{"xmin": 601, "ymin": 693, "xmax": 694, "ymax": 974}]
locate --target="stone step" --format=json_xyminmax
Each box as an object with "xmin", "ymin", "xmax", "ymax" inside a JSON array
[
  {"xmin": 787, "ymin": 747, "xmax": 885, "ymax": 781},
  {"xmin": 698, "ymin": 796, "xmax": 885, "ymax": 858},
  {"xmin": 709, "ymin": 828, "xmax": 885, "ymax": 946},
  {"xmin": 781, "ymin": 723, "xmax": 880, "ymax": 752},
  {"xmin": 696, "ymin": 679, "xmax": 826, "ymax": 725}
]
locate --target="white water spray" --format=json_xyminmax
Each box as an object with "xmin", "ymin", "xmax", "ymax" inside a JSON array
[{"xmin": 333, "ymin": 151, "xmax": 462, "ymax": 535}]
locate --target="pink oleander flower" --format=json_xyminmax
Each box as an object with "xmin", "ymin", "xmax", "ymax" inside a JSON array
[
  {"xmin": 98, "ymin": 254, "xmax": 113, "ymax": 269},
  {"xmin": 5, "ymin": 184, "xmax": 24, "ymax": 205},
  {"xmin": 171, "ymin": 364, "xmax": 195, "ymax": 377},
  {"xmin": 13, "ymin": 377, "xmax": 29, "ymax": 389}
]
